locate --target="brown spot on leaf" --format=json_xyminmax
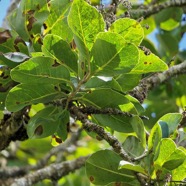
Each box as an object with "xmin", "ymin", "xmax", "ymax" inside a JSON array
[
  {"xmin": 0, "ymin": 30, "xmax": 12, "ymax": 44},
  {"xmin": 115, "ymin": 182, "xmax": 122, "ymax": 186},
  {"xmin": 14, "ymin": 37, "xmax": 26, "ymax": 51},
  {"xmin": 70, "ymin": 39, "xmax": 76, "ymax": 50},
  {"xmin": 16, "ymin": 102, "xmax": 20, "ymax": 104},
  {"xmin": 37, "ymin": 37, "xmax": 43, "ymax": 45},
  {"xmin": 52, "ymin": 60, "xmax": 60, "ymax": 67},
  {"xmin": 27, "ymin": 16, "xmax": 37, "ymax": 31},
  {"xmin": 34, "ymin": 125, "xmax": 43, "ymax": 136},
  {"xmin": 144, "ymin": 61, "xmax": 148, "ymax": 65},
  {"xmin": 27, "ymin": 10, "xmax": 35, "ymax": 15},
  {"xmin": 2, "ymin": 75, "xmax": 9, "ymax": 79},
  {"xmin": 54, "ymin": 86, "xmax": 60, "ymax": 91},
  {"xmin": 43, "ymin": 23, "xmax": 47, "ymax": 30},
  {"xmin": 89, "ymin": 176, "xmax": 94, "ymax": 182},
  {"xmin": 55, "ymin": 136, "xmax": 62, "ymax": 144}
]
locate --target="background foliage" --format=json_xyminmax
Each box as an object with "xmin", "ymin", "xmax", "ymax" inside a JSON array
[{"xmin": 0, "ymin": 0, "xmax": 186, "ymax": 185}]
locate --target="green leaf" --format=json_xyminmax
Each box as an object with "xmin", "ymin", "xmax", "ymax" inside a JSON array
[
  {"xmin": 68, "ymin": 0, "xmax": 104, "ymax": 49},
  {"xmin": 42, "ymin": 34, "xmax": 78, "ymax": 73},
  {"xmin": 84, "ymin": 76, "xmax": 122, "ymax": 92},
  {"xmin": 86, "ymin": 150, "xmax": 136, "ymax": 185},
  {"xmin": 81, "ymin": 88, "xmax": 129, "ymax": 108},
  {"xmin": 125, "ymin": 95, "xmax": 145, "ymax": 114},
  {"xmin": 131, "ymin": 116, "xmax": 146, "ymax": 148},
  {"xmin": 160, "ymin": 19, "xmax": 179, "ymax": 31},
  {"xmin": 44, "ymin": 0, "xmax": 72, "ymax": 42},
  {"xmin": 157, "ymin": 32, "xmax": 179, "ymax": 56},
  {"xmin": 8, "ymin": 7, "xmax": 29, "ymax": 41},
  {"xmin": 158, "ymin": 121, "xmax": 169, "ymax": 138},
  {"xmin": 123, "ymin": 136, "xmax": 145, "ymax": 158},
  {"xmin": 93, "ymin": 114, "xmax": 133, "ymax": 133},
  {"xmin": 56, "ymin": 109, "xmax": 69, "ymax": 141},
  {"xmin": 119, "ymin": 161, "xmax": 147, "ymax": 175},
  {"xmin": 172, "ymin": 159, "xmax": 186, "ymax": 181},
  {"xmin": 148, "ymin": 123, "xmax": 162, "ymax": 152},
  {"xmin": 116, "ymin": 74, "xmax": 141, "ymax": 92},
  {"xmin": 6, "ymin": 84, "xmax": 63, "ymax": 112},
  {"xmin": 27, "ymin": 106, "xmax": 69, "ymax": 140},
  {"xmin": 11, "ymin": 56, "xmax": 71, "ymax": 85},
  {"xmin": 154, "ymin": 139, "xmax": 186, "ymax": 170},
  {"xmin": 131, "ymin": 50, "xmax": 168, "ymax": 74},
  {"xmin": 27, "ymin": 106, "xmax": 60, "ymax": 139},
  {"xmin": 155, "ymin": 7, "xmax": 183, "ymax": 31},
  {"xmin": 91, "ymin": 32, "xmax": 139, "ymax": 76},
  {"xmin": 109, "ymin": 18, "xmax": 144, "ymax": 45},
  {"xmin": 157, "ymin": 113, "xmax": 182, "ymax": 136}
]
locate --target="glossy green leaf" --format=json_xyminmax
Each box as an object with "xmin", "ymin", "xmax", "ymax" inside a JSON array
[
  {"xmin": 11, "ymin": 56, "xmax": 71, "ymax": 85},
  {"xmin": 131, "ymin": 50, "xmax": 168, "ymax": 74},
  {"xmin": 119, "ymin": 161, "xmax": 147, "ymax": 175},
  {"xmin": 148, "ymin": 123, "xmax": 162, "ymax": 152},
  {"xmin": 86, "ymin": 150, "xmax": 136, "ymax": 185},
  {"xmin": 42, "ymin": 34, "xmax": 78, "ymax": 73},
  {"xmin": 158, "ymin": 113, "xmax": 182, "ymax": 136},
  {"xmin": 154, "ymin": 139, "xmax": 186, "ymax": 170},
  {"xmin": 91, "ymin": 32, "xmax": 139, "ymax": 76},
  {"xmin": 68, "ymin": 0, "xmax": 104, "ymax": 49},
  {"xmin": 44, "ymin": 0, "xmax": 72, "ymax": 42},
  {"xmin": 6, "ymin": 84, "xmax": 63, "ymax": 112},
  {"xmin": 81, "ymin": 88, "xmax": 129, "ymax": 108},
  {"xmin": 109, "ymin": 18, "xmax": 144, "ymax": 45}
]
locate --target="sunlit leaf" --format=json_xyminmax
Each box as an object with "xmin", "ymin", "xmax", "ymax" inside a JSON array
[
  {"xmin": 131, "ymin": 50, "xmax": 168, "ymax": 74},
  {"xmin": 91, "ymin": 32, "xmax": 139, "ymax": 76},
  {"xmin": 68, "ymin": 0, "xmax": 104, "ymax": 49},
  {"xmin": 42, "ymin": 34, "xmax": 78, "ymax": 73},
  {"xmin": 119, "ymin": 161, "xmax": 147, "ymax": 175},
  {"xmin": 109, "ymin": 18, "xmax": 144, "ymax": 45},
  {"xmin": 154, "ymin": 139, "xmax": 186, "ymax": 170}
]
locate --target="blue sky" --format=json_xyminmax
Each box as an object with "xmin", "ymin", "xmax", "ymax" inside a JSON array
[{"xmin": 0, "ymin": 0, "xmax": 11, "ymax": 26}]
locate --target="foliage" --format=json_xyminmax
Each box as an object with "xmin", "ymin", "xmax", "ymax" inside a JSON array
[{"xmin": 0, "ymin": 0, "xmax": 186, "ymax": 185}]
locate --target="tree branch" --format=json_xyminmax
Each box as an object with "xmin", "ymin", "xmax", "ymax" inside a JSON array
[
  {"xmin": 0, "ymin": 108, "xmax": 29, "ymax": 151},
  {"xmin": 10, "ymin": 156, "xmax": 89, "ymax": 186},
  {"xmin": 70, "ymin": 106, "xmax": 132, "ymax": 162},
  {"xmin": 130, "ymin": 61, "xmax": 186, "ymax": 103},
  {"xmin": 121, "ymin": 0, "xmax": 186, "ymax": 19},
  {"xmin": 0, "ymin": 130, "xmax": 81, "ymax": 179}
]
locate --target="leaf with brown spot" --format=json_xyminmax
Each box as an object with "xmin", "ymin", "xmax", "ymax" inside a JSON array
[
  {"xmin": 34, "ymin": 125, "xmax": 43, "ymax": 136},
  {"xmin": 0, "ymin": 30, "xmax": 12, "ymax": 44}
]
